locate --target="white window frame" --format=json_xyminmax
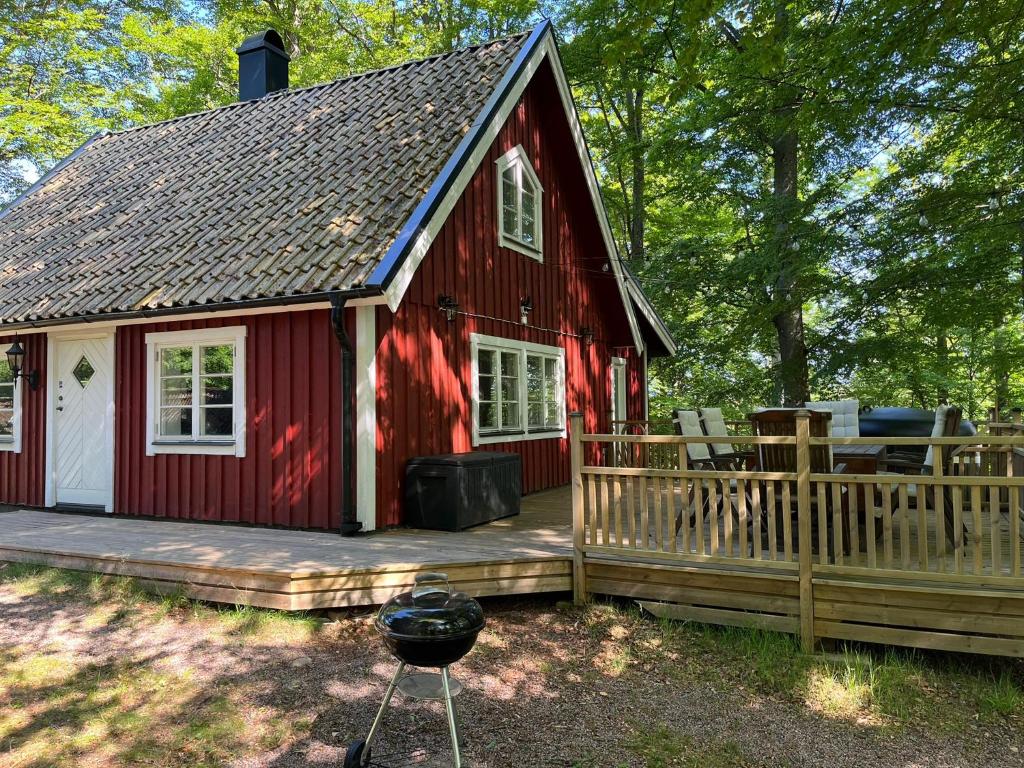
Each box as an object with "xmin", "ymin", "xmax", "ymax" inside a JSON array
[
  {"xmin": 496, "ymin": 145, "xmax": 544, "ymax": 261},
  {"xmin": 144, "ymin": 326, "xmax": 247, "ymax": 457},
  {"xmin": 0, "ymin": 360, "xmax": 22, "ymax": 454},
  {"xmin": 470, "ymin": 333, "xmax": 565, "ymax": 446}
]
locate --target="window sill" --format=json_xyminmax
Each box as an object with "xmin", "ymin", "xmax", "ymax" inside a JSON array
[
  {"xmin": 147, "ymin": 440, "xmax": 243, "ymax": 457},
  {"xmin": 499, "ymin": 235, "xmax": 542, "ymax": 262},
  {"xmin": 0, "ymin": 437, "xmax": 18, "ymax": 454},
  {"xmin": 474, "ymin": 427, "xmax": 566, "ymax": 446}
]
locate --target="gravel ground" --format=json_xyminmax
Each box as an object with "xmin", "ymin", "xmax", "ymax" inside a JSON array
[{"xmin": 1, "ymin": 575, "xmax": 1023, "ymax": 768}]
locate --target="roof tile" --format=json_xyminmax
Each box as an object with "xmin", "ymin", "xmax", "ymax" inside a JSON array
[{"xmin": 0, "ymin": 32, "xmax": 529, "ymax": 324}]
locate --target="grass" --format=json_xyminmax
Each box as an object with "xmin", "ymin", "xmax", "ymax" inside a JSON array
[
  {"xmin": 1, "ymin": 564, "xmax": 1023, "ymax": 766},
  {"xmin": 0, "ymin": 563, "xmax": 324, "ymax": 767},
  {"xmin": 626, "ymin": 724, "xmax": 757, "ymax": 768},
  {"xmin": 579, "ymin": 598, "xmax": 1024, "ymax": 736},
  {"xmin": 0, "ymin": 561, "xmax": 323, "ymax": 642}
]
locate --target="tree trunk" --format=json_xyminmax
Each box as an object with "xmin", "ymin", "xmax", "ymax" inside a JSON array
[
  {"xmin": 769, "ymin": 5, "xmax": 809, "ymax": 407},
  {"xmin": 626, "ymin": 87, "xmax": 645, "ymax": 261},
  {"xmin": 936, "ymin": 334, "xmax": 949, "ymax": 405}
]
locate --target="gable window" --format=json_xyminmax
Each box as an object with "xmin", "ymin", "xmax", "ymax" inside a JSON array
[
  {"xmin": 471, "ymin": 333, "xmax": 565, "ymax": 445},
  {"xmin": 496, "ymin": 145, "xmax": 543, "ymax": 260},
  {"xmin": 0, "ymin": 359, "xmax": 20, "ymax": 453},
  {"xmin": 144, "ymin": 326, "xmax": 247, "ymax": 457}
]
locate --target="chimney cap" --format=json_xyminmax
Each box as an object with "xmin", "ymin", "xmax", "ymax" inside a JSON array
[{"xmin": 236, "ymin": 30, "xmax": 290, "ymax": 60}]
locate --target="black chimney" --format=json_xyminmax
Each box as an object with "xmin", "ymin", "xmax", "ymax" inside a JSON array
[{"xmin": 236, "ymin": 30, "xmax": 290, "ymax": 101}]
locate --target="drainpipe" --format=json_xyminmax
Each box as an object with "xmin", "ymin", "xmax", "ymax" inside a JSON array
[{"xmin": 331, "ymin": 294, "xmax": 362, "ymax": 535}]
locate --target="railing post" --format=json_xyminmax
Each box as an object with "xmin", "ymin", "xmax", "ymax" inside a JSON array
[
  {"xmin": 795, "ymin": 409, "xmax": 815, "ymax": 653},
  {"xmin": 569, "ymin": 412, "xmax": 588, "ymax": 604}
]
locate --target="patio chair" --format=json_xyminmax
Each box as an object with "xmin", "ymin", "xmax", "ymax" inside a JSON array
[
  {"xmin": 881, "ymin": 404, "xmax": 962, "ymax": 474},
  {"xmin": 804, "ymin": 399, "xmax": 860, "ymax": 438},
  {"xmin": 673, "ymin": 409, "xmax": 750, "ymax": 537},
  {"xmin": 876, "ymin": 405, "xmax": 967, "ymax": 553},
  {"xmin": 749, "ymin": 409, "xmax": 848, "ymax": 555},
  {"xmin": 698, "ymin": 407, "xmax": 750, "ymax": 462}
]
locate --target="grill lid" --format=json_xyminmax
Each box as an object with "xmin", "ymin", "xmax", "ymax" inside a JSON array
[{"xmin": 375, "ymin": 573, "xmax": 485, "ymax": 641}]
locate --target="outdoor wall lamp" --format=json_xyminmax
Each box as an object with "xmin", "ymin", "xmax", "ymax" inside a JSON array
[
  {"xmin": 580, "ymin": 327, "xmax": 595, "ymax": 347},
  {"xmin": 437, "ymin": 294, "xmax": 459, "ymax": 323},
  {"xmin": 5, "ymin": 340, "xmax": 39, "ymax": 390},
  {"xmin": 519, "ymin": 296, "xmax": 533, "ymax": 325}
]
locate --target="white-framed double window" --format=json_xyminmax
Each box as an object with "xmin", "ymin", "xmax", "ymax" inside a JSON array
[
  {"xmin": 0, "ymin": 358, "xmax": 21, "ymax": 453},
  {"xmin": 470, "ymin": 333, "xmax": 565, "ymax": 446},
  {"xmin": 144, "ymin": 326, "xmax": 247, "ymax": 456},
  {"xmin": 496, "ymin": 145, "xmax": 543, "ymax": 260}
]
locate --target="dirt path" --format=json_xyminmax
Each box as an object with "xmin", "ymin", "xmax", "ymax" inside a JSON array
[{"xmin": 0, "ymin": 568, "xmax": 1022, "ymax": 767}]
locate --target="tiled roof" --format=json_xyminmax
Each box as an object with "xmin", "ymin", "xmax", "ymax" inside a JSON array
[{"xmin": 0, "ymin": 32, "xmax": 530, "ymax": 325}]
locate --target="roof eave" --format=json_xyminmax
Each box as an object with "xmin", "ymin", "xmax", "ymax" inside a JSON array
[{"xmin": 0, "ymin": 288, "xmax": 382, "ymax": 332}]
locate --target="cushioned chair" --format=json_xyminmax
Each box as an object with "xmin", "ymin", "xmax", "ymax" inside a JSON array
[
  {"xmin": 673, "ymin": 409, "xmax": 749, "ymax": 536},
  {"xmin": 805, "ymin": 399, "xmax": 860, "ymax": 438},
  {"xmin": 876, "ymin": 405, "xmax": 966, "ymax": 553},
  {"xmin": 698, "ymin": 407, "xmax": 743, "ymax": 460}
]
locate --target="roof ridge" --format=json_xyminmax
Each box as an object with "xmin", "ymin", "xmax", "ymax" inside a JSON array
[{"xmin": 101, "ymin": 28, "xmax": 535, "ymax": 140}]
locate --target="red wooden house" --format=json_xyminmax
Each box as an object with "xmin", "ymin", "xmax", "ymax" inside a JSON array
[{"xmin": 0, "ymin": 22, "xmax": 674, "ymax": 532}]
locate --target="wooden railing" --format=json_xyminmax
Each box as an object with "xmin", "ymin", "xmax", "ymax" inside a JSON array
[{"xmin": 570, "ymin": 411, "xmax": 1024, "ymax": 655}]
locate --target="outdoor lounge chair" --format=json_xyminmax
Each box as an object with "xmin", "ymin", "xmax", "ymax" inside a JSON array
[
  {"xmin": 673, "ymin": 409, "xmax": 750, "ymax": 537},
  {"xmin": 698, "ymin": 407, "xmax": 749, "ymax": 462}
]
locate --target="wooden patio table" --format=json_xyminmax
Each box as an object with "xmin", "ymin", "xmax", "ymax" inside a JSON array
[
  {"xmin": 831, "ymin": 443, "xmax": 887, "ymax": 474},
  {"xmin": 832, "ymin": 444, "xmax": 887, "ymax": 512}
]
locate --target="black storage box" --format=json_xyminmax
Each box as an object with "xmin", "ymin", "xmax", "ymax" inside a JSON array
[{"xmin": 405, "ymin": 452, "xmax": 521, "ymax": 531}]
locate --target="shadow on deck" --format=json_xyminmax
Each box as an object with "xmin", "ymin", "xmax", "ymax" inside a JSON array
[{"xmin": 0, "ymin": 487, "xmax": 574, "ymax": 610}]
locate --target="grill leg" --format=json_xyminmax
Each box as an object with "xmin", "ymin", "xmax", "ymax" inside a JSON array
[
  {"xmin": 364, "ymin": 661, "xmax": 406, "ymax": 755},
  {"xmin": 440, "ymin": 666, "xmax": 462, "ymax": 768}
]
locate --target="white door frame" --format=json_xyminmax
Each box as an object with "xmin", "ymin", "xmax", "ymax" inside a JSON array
[
  {"xmin": 45, "ymin": 330, "xmax": 116, "ymax": 512},
  {"xmin": 610, "ymin": 356, "xmax": 627, "ymax": 431}
]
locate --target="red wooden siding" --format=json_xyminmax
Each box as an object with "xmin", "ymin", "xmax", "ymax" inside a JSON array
[
  {"xmin": 0, "ymin": 332, "xmax": 46, "ymax": 506},
  {"xmin": 115, "ymin": 309, "xmax": 346, "ymax": 529},
  {"xmin": 375, "ymin": 61, "xmax": 647, "ymax": 527}
]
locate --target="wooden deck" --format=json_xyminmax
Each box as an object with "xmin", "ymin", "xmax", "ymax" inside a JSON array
[{"xmin": 0, "ymin": 487, "xmax": 573, "ymax": 609}]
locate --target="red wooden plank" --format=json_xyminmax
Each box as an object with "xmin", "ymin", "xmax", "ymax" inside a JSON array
[
  {"xmin": 114, "ymin": 309, "xmax": 342, "ymax": 529},
  {"xmin": 373, "ymin": 62, "xmax": 645, "ymax": 527}
]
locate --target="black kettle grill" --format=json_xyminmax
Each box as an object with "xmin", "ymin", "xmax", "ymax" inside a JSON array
[{"xmin": 344, "ymin": 573, "xmax": 484, "ymax": 768}]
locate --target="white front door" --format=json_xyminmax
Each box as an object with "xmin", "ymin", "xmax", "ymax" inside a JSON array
[{"xmin": 52, "ymin": 335, "xmax": 114, "ymax": 509}]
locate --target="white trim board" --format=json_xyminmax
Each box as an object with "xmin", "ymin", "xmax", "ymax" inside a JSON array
[
  {"xmin": 379, "ymin": 28, "xmax": 647, "ymax": 355},
  {"xmin": 496, "ymin": 144, "xmax": 544, "ymax": 261},
  {"xmin": 143, "ymin": 325, "xmax": 248, "ymax": 457},
  {"xmin": 9, "ymin": 301, "xmax": 336, "ymax": 337},
  {"xmin": 469, "ymin": 332, "xmax": 567, "ymax": 447},
  {"xmin": 355, "ymin": 305, "xmax": 377, "ymax": 532}
]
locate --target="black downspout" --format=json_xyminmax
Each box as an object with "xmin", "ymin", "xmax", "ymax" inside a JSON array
[{"xmin": 331, "ymin": 294, "xmax": 362, "ymax": 535}]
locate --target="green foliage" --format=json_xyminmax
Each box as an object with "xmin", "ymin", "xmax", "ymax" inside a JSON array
[
  {"xmin": 559, "ymin": 0, "xmax": 1023, "ymax": 418},
  {"xmin": 2, "ymin": 0, "xmax": 1021, "ymax": 416}
]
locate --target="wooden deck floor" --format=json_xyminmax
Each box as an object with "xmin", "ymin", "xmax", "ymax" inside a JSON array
[{"xmin": 0, "ymin": 487, "xmax": 573, "ymax": 609}]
